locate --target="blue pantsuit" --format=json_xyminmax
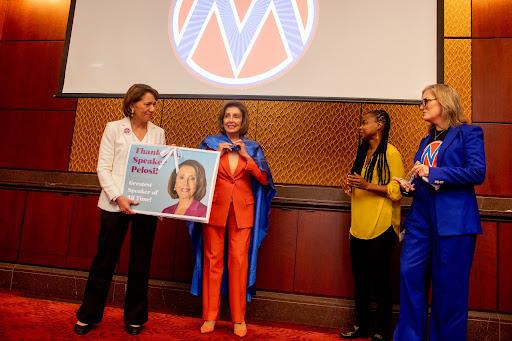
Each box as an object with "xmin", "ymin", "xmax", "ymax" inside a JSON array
[{"xmin": 394, "ymin": 124, "xmax": 485, "ymax": 341}]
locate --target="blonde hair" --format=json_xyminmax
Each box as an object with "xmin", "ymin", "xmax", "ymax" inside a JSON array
[{"xmin": 422, "ymin": 84, "xmax": 468, "ymax": 129}]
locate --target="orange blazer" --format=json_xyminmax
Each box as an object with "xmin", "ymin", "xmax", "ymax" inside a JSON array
[{"xmin": 208, "ymin": 153, "xmax": 268, "ymax": 229}]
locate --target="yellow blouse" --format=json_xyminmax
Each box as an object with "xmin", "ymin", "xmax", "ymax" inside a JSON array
[{"xmin": 349, "ymin": 144, "xmax": 405, "ymax": 239}]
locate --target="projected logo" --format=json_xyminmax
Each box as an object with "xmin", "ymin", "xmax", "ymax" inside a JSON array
[{"xmin": 169, "ymin": 0, "xmax": 318, "ymax": 87}]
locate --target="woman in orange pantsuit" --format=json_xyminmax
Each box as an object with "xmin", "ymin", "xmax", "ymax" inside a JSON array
[{"xmin": 199, "ymin": 101, "xmax": 271, "ymax": 337}]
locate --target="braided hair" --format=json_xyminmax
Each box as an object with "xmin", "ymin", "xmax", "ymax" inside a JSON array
[{"xmin": 350, "ymin": 110, "xmax": 391, "ymax": 185}]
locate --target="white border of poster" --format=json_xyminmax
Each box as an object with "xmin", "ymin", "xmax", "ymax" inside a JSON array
[{"xmin": 122, "ymin": 143, "xmax": 220, "ymax": 223}]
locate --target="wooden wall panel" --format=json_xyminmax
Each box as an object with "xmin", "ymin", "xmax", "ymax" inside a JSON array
[
  {"xmin": 0, "ymin": 42, "xmax": 77, "ymax": 110},
  {"xmin": 19, "ymin": 192, "xmax": 74, "ymax": 267},
  {"xmin": 476, "ymin": 124, "xmax": 512, "ymax": 197},
  {"xmin": 1, "ymin": 0, "xmax": 70, "ymax": 40},
  {"xmin": 256, "ymin": 209, "xmax": 299, "ymax": 292},
  {"xmin": 0, "ymin": 110, "xmax": 75, "ymax": 170},
  {"xmin": 66, "ymin": 195, "xmax": 101, "ymax": 270},
  {"xmin": 498, "ymin": 222, "xmax": 512, "ymax": 313},
  {"xmin": 0, "ymin": 189, "xmax": 26, "ymax": 262},
  {"xmin": 294, "ymin": 210, "xmax": 353, "ymax": 297},
  {"xmin": 0, "ymin": 0, "xmax": 7, "ymax": 40},
  {"xmin": 473, "ymin": 0, "xmax": 512, "ymax": 38},
  {"xmin": 149, "ymin": 219, "xmax": 178, "ymax": 281},
  {"xmin": 472, "ymin": 39, "xmax": 512, "ymax": 123},
  {"xmin": 171, "ymin": 221, "xmax": 193, "ymax": 282},
  {"xmin": 468, "ymin": 222, "xmax": 497, "ymax": 310}
]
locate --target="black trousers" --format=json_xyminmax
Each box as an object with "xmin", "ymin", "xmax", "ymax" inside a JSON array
[
  {"xmin": 76, "ymin": 210, "xmax": 157, "ymax": 325},
  {"xmin": 350, "ymin": 226, "xmax": 396, "ymax": 339}
]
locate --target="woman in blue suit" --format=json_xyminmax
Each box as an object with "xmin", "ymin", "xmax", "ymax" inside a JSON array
[{"xmin": 393, "ymin": 84, "xmax": 486, "ymax": 341}]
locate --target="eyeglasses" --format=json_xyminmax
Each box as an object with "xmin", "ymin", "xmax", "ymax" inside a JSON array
[{"xmin": 420, "ymin": 98, "xmax": 436, "ymax": 107}]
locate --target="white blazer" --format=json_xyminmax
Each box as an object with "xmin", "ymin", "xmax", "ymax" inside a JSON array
[{"xmin": 97, "ymin": 117, "xmax": 166, "ymax": 212}]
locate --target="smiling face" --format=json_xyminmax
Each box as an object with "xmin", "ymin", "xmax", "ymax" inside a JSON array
[
  {"xmin": 130, "ymin": 92, "xmax": 157, "ymax": 123},
  {"xmin": 420, "ymin": 89, "xmax": 444, "ymax": 125},
  {"xmin": 223, "ymin": 106, "xmax": 243, "ymax": 136},
  {"xmin": 175, "ymin": 165, "xmax": 197, "ymax": 201},
  {"xmin": 358, "ymin": 112, "xmax": 382, "ymax": 141}
]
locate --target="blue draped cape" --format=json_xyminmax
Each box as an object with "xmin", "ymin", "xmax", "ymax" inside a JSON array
[{"xmin": 186, "ymin": 134, "xmax": 276, "ymax": 301}]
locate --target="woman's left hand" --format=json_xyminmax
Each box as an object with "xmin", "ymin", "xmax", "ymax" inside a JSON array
[
  {"xmin": 410, "ymin": 163, "xmax": 429, "ymax": 178},
  {"xmin": 347, "ymin": 173, "xmax": 369, "ymax": 190},
  {"xmin": 233, "ymin": 139, "xmax": 251, "ymax": 160}
]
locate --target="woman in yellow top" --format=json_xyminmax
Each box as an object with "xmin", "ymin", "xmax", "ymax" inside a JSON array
[{"xmin": 341, "ymin": 109, "xmax": 404, "ymax": 341}]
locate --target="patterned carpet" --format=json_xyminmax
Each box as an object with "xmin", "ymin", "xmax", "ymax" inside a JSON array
[{"xmin": 0, "ymin": 291, "xmax": 367, "ymax": 340}]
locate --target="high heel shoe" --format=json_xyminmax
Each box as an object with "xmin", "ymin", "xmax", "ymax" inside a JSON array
[
  {"xmin": 125, "ymin": 324, "xmax": 144, "ymax": 335},
  {"xmin": 234, "ymin": 322, "xmax": 247, "ymax": 337},
  {"xmin": 74, "ymin": 321, "xmax": 94, "ymax": 335},
  {"xmin": 339, "ymin": 325, "xmax": 367, "ymax": 339},
  {"xmin": 200, "ymin": 320, "xmax": 216, "ymax": 334}
]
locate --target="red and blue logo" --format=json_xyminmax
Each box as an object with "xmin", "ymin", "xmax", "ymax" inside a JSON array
[
  {"xmin": 169, "ymin": 0, "xmax": 318, "ymax": 88},
  {"xmin": 421, "ymin": 141, "xmax": 442, "ymax": 168}
]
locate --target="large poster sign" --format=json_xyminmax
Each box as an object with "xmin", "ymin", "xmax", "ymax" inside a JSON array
[{"xmin": 122, "ymin": 144, "xmax": 220, "ymax": 222}]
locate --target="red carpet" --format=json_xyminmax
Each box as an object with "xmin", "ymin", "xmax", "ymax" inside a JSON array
[{"xmin": 0, "ymin": 291, "xmax": 370, "ymax": 340}]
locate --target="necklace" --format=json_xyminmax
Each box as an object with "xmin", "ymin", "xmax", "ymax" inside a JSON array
[{"xmin": 434, "ymin": 129, "xmax": 446, "ymax": 140}]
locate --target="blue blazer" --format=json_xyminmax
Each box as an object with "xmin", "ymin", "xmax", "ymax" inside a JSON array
[{"xmin": 407, "ymin": 124, "xmax": 486, "ymax": 236}]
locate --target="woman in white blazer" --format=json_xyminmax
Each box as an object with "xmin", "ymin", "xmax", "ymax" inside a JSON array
[{"xmin": 74, "ymin": 84, "xmax": 166, "ymax": 336}]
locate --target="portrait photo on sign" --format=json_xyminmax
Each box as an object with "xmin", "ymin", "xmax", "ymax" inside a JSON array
[{"xmin": 122, "ymin": 144, "xmax": 221, "ymax": 223}]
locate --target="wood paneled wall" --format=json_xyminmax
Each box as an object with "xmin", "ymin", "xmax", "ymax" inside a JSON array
[
  {"xmin": 471, "ymin": 1, "xmax": 512, "ymax": 197},
  {"xmin": 0, "ymin": 0, "xmax": 76, "ymax": 171},
  {"xmin": 1, "ymin": 188, "xmax": 510, "ymax": 312}
]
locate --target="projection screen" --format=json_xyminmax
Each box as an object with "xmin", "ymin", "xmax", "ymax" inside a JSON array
[{"xmin": 59, "ymin": 0, "xmax": 440, "ymax": 102}]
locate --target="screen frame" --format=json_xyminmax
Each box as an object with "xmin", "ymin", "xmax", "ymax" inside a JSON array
[{"xmin": 57, "ymin": 0, "xmax": 444, "ymax": 105}]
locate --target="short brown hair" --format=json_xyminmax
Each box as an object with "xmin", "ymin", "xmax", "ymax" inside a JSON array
[
  {"xmin": 217, "ymin": 101, "xmax": 249, "ymax": 136},
  {"xmin": 422, "ymin": 84, "xmax": 468, "ymax": 129},
  {"xmin": 123, "ymin": 84, "xmax": 159, "ymax": 117},
  {"xmin": 167, "ymin": 160, "xmax": 207, "ymax": 201}
]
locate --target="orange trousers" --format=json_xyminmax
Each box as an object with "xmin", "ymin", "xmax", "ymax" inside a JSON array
[{"xmin": 202, "ymin": 206, "xmax": 251, "ymax": 323}]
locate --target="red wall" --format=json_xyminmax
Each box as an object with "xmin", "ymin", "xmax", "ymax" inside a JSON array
[
  {"xmin": 470, "ymin": 1, "xmax": 512, "ymax": 310},
  {"xmin": 472, "ymin": 1, "xmax": 512, "ymax": 197},
  {"xmin": 0, "ymin": 0, "xmax": 76, "ymax": 171}
]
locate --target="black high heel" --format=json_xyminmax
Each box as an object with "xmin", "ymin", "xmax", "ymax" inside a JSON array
[
  {"xmin": 74, "ymin": 323, "xmax": 94, "ymax": 335},
  {"xmin": 340, "ymin": 325, "xmax": 368, "ymax": 339}
]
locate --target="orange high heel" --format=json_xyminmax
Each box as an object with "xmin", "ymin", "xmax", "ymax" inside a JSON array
[
  {"xmin": 234, "ymin": 322, "xmax": 247, "ymax": 337},
  {"xmin": 200, "ymin": 320, "xmax": 216, "ymax": 334}
]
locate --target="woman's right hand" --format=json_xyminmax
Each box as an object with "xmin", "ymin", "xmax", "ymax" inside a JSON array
[
  {"xmin": 116, "ymin": 195, "xmax": 138, "ymax": 214},
  {"xmin": 217, "ymin": 142, "xmax": 232, "ymax": 155},
  {"xmin": 393, "ymin": 176, "xmax": 415, "ymax": 192}
]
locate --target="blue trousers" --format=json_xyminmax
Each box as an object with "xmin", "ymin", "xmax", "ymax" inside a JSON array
[{"xmin": 394, "ymin": 223, "xmax": 476, "ymax": 341}]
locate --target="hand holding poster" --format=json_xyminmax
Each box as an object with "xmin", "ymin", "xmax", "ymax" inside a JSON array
[{"xmin": 122, "ymin": 143, "xmax": 220, "ymax": 222}]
